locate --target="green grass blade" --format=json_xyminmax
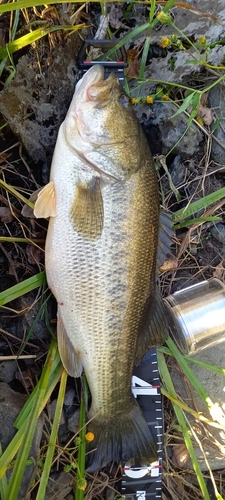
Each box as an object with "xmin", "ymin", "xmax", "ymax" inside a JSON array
[
  {"xmin": 123, "ymin": 1, "xmax": 135, "ymax": 19},
  {"xmin": 165, "ymin": 337, "xmax": 211, "ymax": 403},
  {"xmin": 149, "ymin": 0, "xmax": 155, "ymax": 23},
  {"xmin": 166, "ymin": 337, "xmax": 225, "ymax": 428},
  {"xmin": 6, "ymin": 341, "xmax": 59, "ymax": 500},
  {"xmin": 187, "ymin": 419, "xmax": 225, "ymax": 500},
  {"xmin": 0, "ymin": 424, "xmax": 25, "ymax": 482},
  {"xmin": 161, "ymin": 0, "xmax": 177, "ymax": 13},
  {"xmin": 17, "ymin": 292, "xmax": 52, "ymax": 356},
  {"xmin": 139, "ymin": 36, "xmax": 151, "ymax": 80},
  {"xmin": 0, "ymin": 272, "xmax": 45, "ymax": 305},
  {"xmin": 160, "ymin": 387, "xmax": 204, "ymax": 419},
  {"xmin": 159, "ymin": 346, "xmax": 225, "ymax": 375},
  {"xmin": 11, "ymin": 9, "xmax": 20, "ymax": 41},
  {"xmin": 137, "ymin": 0, "xmax": 177, "ymax": 81},
  {"xmin": 0, "ymin": 24, "xmax": 86, "ymax": 58},
  {"xmin": 171, "ymin": 91, "xmax": 196, "ymax": 117},
  {"xmin": 0, "ymin": 444, "xmax": 8, "ymax": 498},
  {"xmin": 14, "ymin": 350, "xmax": 62, "ymax": 428},
  {"xmin": 0, "ymin": 8, "xmax": 19, "ymax": 75},
  {"xmin": 0, "ymin": 0, "xmax": 176, "ymax": 15},
  {"xmin": 0, "ymin": 0, "xmax": 69, "ymax": 13},
  {"xmin": 36, "ymin": 369, "xmax": 67, "ymax": 500},
  {"xmin": 0, "ymin": 179, "xmax": 34, "ymax": 209},
  {"xmin": 97, "ymin": 23, "xmax": 150, "ymax": 61},
  {"xmin": 173, "ymin": 187, "xmax": 225, "ymax": 222},
  {"xmin": 0, "ymin": 57, "xmax": 8, "ymax": 78},
  {"xmin": 173, "ymin": 215, "xmax": 221, "ymax": 229},
  {"xmin": 76, "ymin": 375, "xmax": 89, "ymax": 499},
  {"xmin": 0, "ymin": 237, "xmax": 44, "ymax": 243},
  {"xmin": 0, "ymin": 344, "xmax": 62, "ymax": 480},
  {"xmin": 158, "ymin": 350, "xmax": 211, "ymax": 500}
]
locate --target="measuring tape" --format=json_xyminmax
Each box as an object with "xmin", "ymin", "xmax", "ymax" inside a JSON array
[
  {"xmin": 77, "ymin": 41, "xmax": 163, "ymax": 499},
  {"xmin": 122, "ymin": 348, "xmax": 163, "ymax": 499}
]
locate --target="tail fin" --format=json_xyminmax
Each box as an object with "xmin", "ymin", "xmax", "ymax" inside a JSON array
[{"xmin": 86, "ymin": 400, "xmax": 157, "ymax": 472}]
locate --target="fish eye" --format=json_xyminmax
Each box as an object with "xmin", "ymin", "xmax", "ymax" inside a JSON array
[{"xmin": 118, "ymin": 94, "xmax": 130, "ymax": 108}]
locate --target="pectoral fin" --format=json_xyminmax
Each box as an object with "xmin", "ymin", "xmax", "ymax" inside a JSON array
[
  {"xmin": 70, "ymin": 177, "xmax": 103, "ymax": 240},
  {"xmin": 34, "ymin": 181, "xmax": 57, "ymax": 219},
  {"xmin": 57, "ymin": 310, "xmax": 83, "ymax": 378}
]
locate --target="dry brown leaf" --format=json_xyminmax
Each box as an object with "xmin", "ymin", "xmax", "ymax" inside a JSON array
[
  {"xmin": 172, "ymin": 443, "xmax": 189, "ymax": 468},
  {"xmin": 200, "ymin": 92, "xmax": 208, "ymax": 107},
  {"xmin": 213, "ymin": 260, "xmax": 225, "ymax": 281},
  {"xmin": 8, "ymin": 261, "xmax": 18, "ymax": 277},
  {"xmin": 198, "ymin": 103, "xmax": 213, "ymax": 126},
  {"xmin": 177, "ymin": 199, "xmax": 225, "ymax": 259},
  {"xmin": 0, "ymin": 206, "xmax": 13, "ymax": 223},
  {"xmin": 0, "ymin": 152, "xmax": 11, "ymax": 164},
  {"xmin": 125, "ymin": 45, "xmax": 143, "ymax": 79},
  {"xmin": 187, "ymin": 95, "xmax": 213, "ymax": 126},
  {"xmin": 160, "ymin": 253, "xmax": 178, "ymax": 272},
  {"xmin": 26, "ymin": 245, "xmax": 43, "ymax": 265}
]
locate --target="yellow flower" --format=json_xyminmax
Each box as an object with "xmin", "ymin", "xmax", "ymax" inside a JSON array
[
  {"xmin": 146, "ymin": 96, "xmax": 154, "ymax": 104},
  {"xmin": 196, "ymin": 116, "xmax": 204, "ymax": 126},
  {"xmin": 156, "ymin": 11, "xmax": 172, "ymax": 24},
  {"xmin": 162, "ymin": 95, "xmax": 169, "ymax": 101},
  {"xmin": 85, "ymin": 432, "xmax": 95, "ymax": 442},
  {"xmin": 161, "ymin": 37, "xmax": 170, "ymax": 49},
  {"xmin": 77, "ymin": 478, "xmax": 87, "ymax": 491},
  {"xmin": 198, "ymin": 36, "xmax": 206, "ymax": 46},
  {"xmin": 131, "ymin": 97, "xmax": 136, "ymax": 104}
]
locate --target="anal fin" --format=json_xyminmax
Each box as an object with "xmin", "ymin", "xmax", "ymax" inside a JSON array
[
  {"xmin": 57, "ymin": 309, "xmax": 83, "ymax": 378},
  {"xmin": 34, "ymin": 180, "xmax": 57, "ymax": 219}
]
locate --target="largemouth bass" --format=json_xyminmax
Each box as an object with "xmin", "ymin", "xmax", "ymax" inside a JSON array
[{"xmin": 34, "ymin": 65, "xmax": 170, "ymax": 471}]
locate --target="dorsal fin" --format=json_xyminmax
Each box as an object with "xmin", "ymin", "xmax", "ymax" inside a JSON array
[{"xmin": 157, "ymin": 210, "xmax": 174, "ymax": 270}]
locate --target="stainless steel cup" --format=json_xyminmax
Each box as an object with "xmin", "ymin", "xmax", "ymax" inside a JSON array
[{"xmin": 164, "ymin": 278, "xmax": 225, "ymax": 355}]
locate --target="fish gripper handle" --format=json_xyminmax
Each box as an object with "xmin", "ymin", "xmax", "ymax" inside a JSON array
[{"xmin": 77, "ymin": 39, "xmax": 128, "ymax": 87}]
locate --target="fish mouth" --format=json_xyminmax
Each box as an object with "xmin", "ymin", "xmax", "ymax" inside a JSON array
[
  {"xmin": 86, "ymin": 67, "xmax": 119, "ymax": 103},
  {"xmin": 75, "ymin": 65, "xmax": 105, "ymax": 94},
  {"xmin": 75, "ymin": 65, "xmax": 119, "ymax": 107}
]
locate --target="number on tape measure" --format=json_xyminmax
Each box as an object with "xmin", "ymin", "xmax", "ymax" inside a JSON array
[{"xmin": 131, "ymin": 376, "xmax": 158, "ymax": 398}]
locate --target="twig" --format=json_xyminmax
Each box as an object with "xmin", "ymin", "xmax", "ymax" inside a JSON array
[
  {"xmin": 177, "ymin": 198, "xmax": 225, "ymax": 259},
  {"xmin": 0, "ymin": 355, "xmax": 36, "ymax": 360}
]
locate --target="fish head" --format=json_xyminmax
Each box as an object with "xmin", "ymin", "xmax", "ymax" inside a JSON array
[{"xmin": 65, "ymin": 65, "xmax": 146, "ymax": 180}]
